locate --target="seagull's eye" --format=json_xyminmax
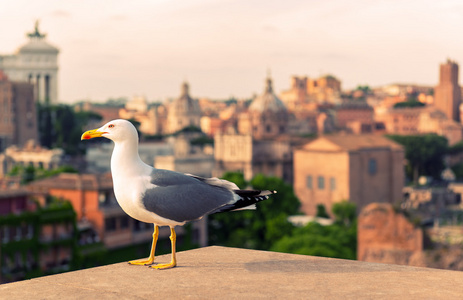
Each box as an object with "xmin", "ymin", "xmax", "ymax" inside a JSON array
[{"xmin": 108, "ymin": 124, "xmax": 115, "ymax": 128}]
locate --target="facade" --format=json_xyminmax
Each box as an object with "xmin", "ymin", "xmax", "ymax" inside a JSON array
[
  {"xmin": 377, "ymin": 106, "xmax": 463, "ymax": 145},
  {"xmin": 154, "ymin": 135, "xmax": 214, "ymax": 178},
  {"xmin": 280, "ymin": 75, "xmax": 342, "ymax": 109},
  {"xmin": 0, "ymin": 71, "xmax": 38, "ymax": 151},
  {"xmin": 166, "ymin": 82, "xmax": 202, "ymax": 134},
  {"xmin": 0, "ymin": 189, "xmax": 76, "ymax": 283},
  {"xmin": 293, "ymin": 134, "xmax": 404, "ymax": 216},
  {"xmin": 0, "ymin": 21, "xmax": 59, "ymax": 104},
  {"xmin": 335, "ymin": 101, "xmax": 375, "ymax": 133},
  {"xmin": 434, "ymin": 59, "xmax": 461, "ymax": 122},
  {"xmin": 0, "ymin": 140, "xmax": 63, "ymax": 177},
  {"xmin": 214, "ymin": 133, "xmax": 297, "ymax": 183}
]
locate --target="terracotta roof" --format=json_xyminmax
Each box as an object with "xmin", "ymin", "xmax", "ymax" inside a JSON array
[
  {"xmin": 0, "ymin": 188, "xmax": 29, "ymax": 199},
  {"xmin": 28, "ymin": 173, "xmax": 113, "ymax": 191},
  {"xmin": 304, "ymin": 134, "xmax": 403, "ymax": 151}
]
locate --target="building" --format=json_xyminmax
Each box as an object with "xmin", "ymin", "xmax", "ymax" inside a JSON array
[
  {"xmin": 0, "ymin": 189, "xmax": 76, "ymax": 283},
  {"xmin": 0, "ymin": 71, "xmax": 38, "ymax": 151},
  {"xmin": 0, "ymin": 21, "xmax": 59, "ymax": 104},
  {"xmin": 214, "ymin": 134, "xmax": 299, "ymax": 183},
  {"xmin": 238, "ymin": 76, "xmax": 289, "ymax": 139},
  {"xmin": 434, "ymin": 59, "xmax": 461, "ymax": 122},
  {"xmin": 358, "ymin": 202, "xmax": 463, "ymax": 271},
  {"xmin": 279, "ymin": 75, "xmax": 342, "ymax": 109},
  {"xmin": 357, "ymin": 203, "xmax": 424, "ymax": 266},
  {"xmin": 293, "ymin": 134, "xmax": 404, "ymax": 216},
  {"xmin": 335, "ymin": 101, "xmax": 375, "ymax": 133},
  {"xmin": 377, "ymin": 106, "xmax": 463, "ymax": 145},
  {"xmin": 166, "ymin": 82, "xmax": 202, "ymax": 134},
  {"xmin": 154, "ymin": 135, "xmax": 214, "ymax": 178},
  {"xmin": 0, "ymin": 140, "xmax": 63, "ymax": 177}
]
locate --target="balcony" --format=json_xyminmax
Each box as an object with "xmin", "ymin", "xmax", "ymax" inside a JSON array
[{"xmin": 0, "ymin": 246, "xmax": 462, "ymax": 299}]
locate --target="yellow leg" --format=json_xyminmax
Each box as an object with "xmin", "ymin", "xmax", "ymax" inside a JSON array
[
  {"xmin": 129, "ymin": 225, "xmax": 159, "ymax": 265},
  {"xmin": 151, "ymin": 227, "xmax": 177, "ymax": 270}
]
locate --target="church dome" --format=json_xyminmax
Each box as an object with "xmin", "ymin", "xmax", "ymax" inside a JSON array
[
  {"xmin": 170, "ymin": 82, "xmax": 201, "ymax": 115},
  {"xmin": 249, "ymin": 77, "xmax": 287, "ymax": 113}
]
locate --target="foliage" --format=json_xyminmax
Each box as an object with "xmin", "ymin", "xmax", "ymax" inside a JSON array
[
  {"xmin": 393, "ymin": 100, "xmax": 425, "ymax": 108},
  {"xmin": 316, "ymin": 204, "xmax": 330, "ymax": 218},
  {"xmin": 0, "ymin": 198, "xmax": 80, "ymax": 281},
  {"xmin": 451, "ymin": 162, "xmax": 463, "ymax": 180},
  {"xmin": 386, "ymin": 134, "xmax": 448, "ymax": 183},
  {"xmin": 355, "ymin": 85, "xmax": 371, "ymax": 93},
  {"xmin": 271, "ymin": 202, "xmax": 357, "ymax": 260},
  {"xmin": 37, "ymin": 103, "xmax": 102, "ymax": 155},
  {"xmin": 190, "ymin": 135, "xmax": 214, "ymax": 146},
  {"xmin": 221, "ymin": 172, "xmax": 247, "ymax": 189},
  {"xmin": 173, "ymin": 125, "xmax": 203, "ymax": 136},
  {"xmin": 8, "ymin": 165, "xmax": 77, "ymax": 184},
  {"xmin": 224, "ymin": 97, "xmax": 238, "ymax": 105},
  {"xmin": 447, "ymin": 141, "xmax": 463, "ymax": 155},
  {"xmin": 332, "ymin": 201, "xmax": 357, "ymax": 227},
  {"xmin": 208, "ymin": 173, "xmax": 299, "ymax": 250}
]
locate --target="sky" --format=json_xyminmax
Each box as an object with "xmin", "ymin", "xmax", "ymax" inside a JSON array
[{"xmin": 1, "ymin": 0, "xmax": 463, "ymax": 103}]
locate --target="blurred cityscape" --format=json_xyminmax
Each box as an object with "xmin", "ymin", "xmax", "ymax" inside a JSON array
[{"xmin": 1, "ymin": 22, "xmax": 463, "ymax": 283}]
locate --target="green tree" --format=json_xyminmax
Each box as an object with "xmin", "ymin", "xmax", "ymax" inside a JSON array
[
  {"xmin": 271, "ymin": 202, "xmax": 357, "ymax": 260},
  {"xmin": 393, "ymin": 100, "xmax": 425, "ymax": 108},
  {"xmin": 316, "ymin": 204, "xmax": 330, "ymax": 218},
  {"xmin": 386, "ymin": 134, "xmax": 448, "ymax": 183},
  {"xmin": 208, "ymin": 173, "xmax": 299, "ymax": 250},
  {"xmin": 37, "ymin": 103, "xmax": 102, "ymax": 155},
  {"xmin": 8, "ymin": 165, "xmax": 78, "ymax": 184}
]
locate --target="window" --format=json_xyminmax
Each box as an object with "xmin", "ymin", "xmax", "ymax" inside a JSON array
[
  {"xmin": 330, "ymin": 177, "xmax": 336, "ymax": 191},
  {"xmin": 318, "ymin": 176, "xmax": 325, "ymax": 190},
  {"xmin": 368, "ymin": 158, "xmax": 377, "ymax": 175},
  {"xmin": 306, "ymin": 175, "xmax": 313, "ymax": 189},
  {"xmin": 120, "ymin": 216, "xmax": 129, "ymax": 229},
  {"xmin": 105, "ymin": 218, "xmax": 117, "ymax": 232}
]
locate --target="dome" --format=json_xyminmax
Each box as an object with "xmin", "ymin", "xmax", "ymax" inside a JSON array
[
  {"xmin": 18, "ymin": 39, "xmax": 59, "ymax": 54},
  {"xmin": 249, "ymin": 77, "xmax": 287, "ymax": 113},
  {"xmin": 170, "ymin": 82, "xmax": 201, "ymax": 114}
]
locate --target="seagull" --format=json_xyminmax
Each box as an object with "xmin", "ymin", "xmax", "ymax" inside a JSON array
[{"xmin": 81, "ymin": 119, "xmax": 275, "ymax": 269}]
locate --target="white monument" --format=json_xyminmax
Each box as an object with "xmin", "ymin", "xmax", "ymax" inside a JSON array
[{"xmin": 0, "ymin": 21, "xmax": 59, "ymax": 103}]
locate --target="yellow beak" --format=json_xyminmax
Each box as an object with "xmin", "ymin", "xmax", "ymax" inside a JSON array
[{"xmin": 81, "ymin": 129, "xmax": 105, "ymax": 140}]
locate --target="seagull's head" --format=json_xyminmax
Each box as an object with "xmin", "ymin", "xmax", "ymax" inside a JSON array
[{"xmin": 81, "ymin": 119, "xmax": 139, "ymax": 143}]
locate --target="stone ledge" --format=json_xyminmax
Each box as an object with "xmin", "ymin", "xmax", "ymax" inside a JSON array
[{"xmin": 1, "ymin": 246, "xmax": 462, "ymax": 299}]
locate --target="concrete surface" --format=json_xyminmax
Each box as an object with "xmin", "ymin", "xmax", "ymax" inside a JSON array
[{"xmin": 1, "ymin": 246, "xmax": 462, "ymax": 299}]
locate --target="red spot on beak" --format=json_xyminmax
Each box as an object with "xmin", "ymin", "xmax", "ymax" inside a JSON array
[{"xmin": 83, "ymin": 134, "xmax": 91, "ymax": 140}]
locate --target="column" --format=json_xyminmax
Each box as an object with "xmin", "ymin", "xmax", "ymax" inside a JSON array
[
  {"xmin": 39, "ymin": 73, "xmax": 46, "ymax": 103},
  {"xmin": 35, "ymin": 74, "xmax": 40, "ymax": 103}
]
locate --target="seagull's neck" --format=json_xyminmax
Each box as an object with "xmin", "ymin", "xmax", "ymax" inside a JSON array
[{"xmin": 111, "ymin": 140, "xmax": 149, "ymax": 178}]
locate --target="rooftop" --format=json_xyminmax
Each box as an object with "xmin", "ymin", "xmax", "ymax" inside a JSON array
[{"xmin": 1, "ymin": 246, "xmax": 462, "ymax": 299}]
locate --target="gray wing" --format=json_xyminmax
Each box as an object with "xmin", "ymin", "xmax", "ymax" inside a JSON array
[{"xmin": 141, "ymin": 169, "xmax": 234, "ymax": 222}]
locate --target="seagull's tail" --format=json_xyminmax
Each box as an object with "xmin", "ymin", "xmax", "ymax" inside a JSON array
[{"xmin": 214, "ymin": 190, "xmax": 277, "ymax": 213}]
